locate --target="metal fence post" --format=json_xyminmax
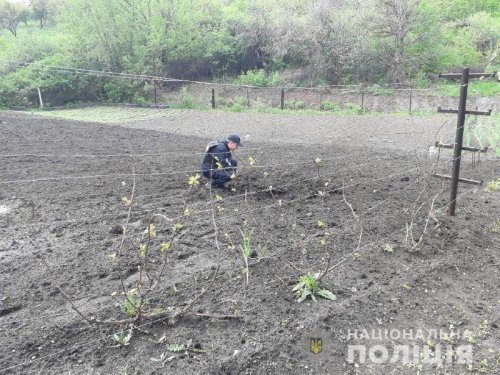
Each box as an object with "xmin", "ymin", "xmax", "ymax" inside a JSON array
[
  {"xmin": 409, "ymin": 85, "xmax": 412, "ymax": 114},
  {"xmin": 361, "ymin": 86, "xmax": 364, "ymax": 113}
]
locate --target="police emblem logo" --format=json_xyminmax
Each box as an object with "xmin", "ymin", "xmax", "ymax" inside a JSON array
[{"xmin": 310, "ymin": 337, "xmax": 322, "ymax": 354}]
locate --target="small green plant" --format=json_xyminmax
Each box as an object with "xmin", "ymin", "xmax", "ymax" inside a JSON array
[
  {"xmin": 383, "ymin": 243, "xmax": 394, "ymax": 253},
  {"xmin": 113, "ymin": 326, "xmax": 133, "ymax": 346},
  {"xmin": 160, "ymin": 242, "xmax": 171, "ymax": 252},
  {"xmin": 121, "ymin": 197, "xmax": 132, "ymax": 206},
  {"xmin": 120, "ymin": 289, "xmax": 141, "ymax": 317},
  {"xmin": 164, "ymin": 340, "xmax": 204, "ymax": 353},
  {"xmin": 145, "ymin": 223, "xmax": 157, "ymax": 238},
  {"xmin": 166, "ymin": 343, "xmax": 188, "ymax": 352},
  {"xmin": 188, "ymin": 174, "xmax": 201, "ymax": 187},
  {"xmin": 489, "ymin": 220, "xmax": 500, "ymax": 233},
  {"xmin": 292, "ymin": 274, "xmax": 336, "ymax": 302},
  {"xmin": 486, "ymin": 178, "xmax": 500, "ymax": 192},
  {"xmin": 467, "ymin": 335, "xmax": 477, "ymax": 344}
]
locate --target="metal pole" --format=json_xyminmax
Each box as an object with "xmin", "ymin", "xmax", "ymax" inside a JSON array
[
  {"xmin": 361, "ymin": 86, "xmax": 364, "ymax": 113},
  {"xmin": 409, "ymin": 85, "xmax": 412, "ymax": 114},
  {"xmin": 280, "ymin": 88, "xmax": 285, "ymax": 110},
  {"xmin": 449, "ymin": 67, "xmax": 469, "ymax": 216},
  {"xmin": 211, "ymin": 88, "xmax": 215, "ymax": 109},
  {"xmin": 153, "ymin": 80, "xmax": 157, "ymax": 105}
]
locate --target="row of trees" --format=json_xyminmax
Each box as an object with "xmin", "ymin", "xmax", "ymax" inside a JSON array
[
  {"xmin": 0, "ymin": 0, "xmax": 498, "ymax": 106},
  {"xmin": 0, "ymin": 0, "xmax": 55, "ymax": 35}
]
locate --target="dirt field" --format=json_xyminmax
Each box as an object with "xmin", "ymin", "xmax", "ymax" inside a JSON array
[{"xmin": 0, "ymin": 109, "xmax": 498, "ymax": 375}]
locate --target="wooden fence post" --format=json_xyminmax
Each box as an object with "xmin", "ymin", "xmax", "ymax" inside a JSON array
[{"xmin": 37, "ymin": 88, "xmax": 44, "ymax": 109}]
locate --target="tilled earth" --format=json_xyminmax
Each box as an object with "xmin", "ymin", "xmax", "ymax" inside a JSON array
[{"xmin": 0, "ymin": 110, "xmax": 498, "ymax": 375}]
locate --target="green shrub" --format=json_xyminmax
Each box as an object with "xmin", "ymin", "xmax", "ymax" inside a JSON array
[
  {"xmin": 321, "ymin": 100, "xmax": 340, "ymax": 111},
  {"xmin": 103, "ymin": 80, "xmax": 143, "ymax": 103},
  {"xmin": 226, "ymin": 96, "xmax": 246, "ymax": 112},
  {"xmin": 235, "ymin": 69, "xmax": 282, "ymax": 87},
  {"xmin": 368, "ymin": 86, "xmax": 396, "ymax": 96},
  {"xmin": 215, "ymin": 95, "xmax": 226, "ymax": 107},
  {"xmin": 0, "ymin": 54, "xmax": 95, "ymax": 107},
  {"xmin": 295, "ymin": 100, "xmax": 305, "ymax": 110},
  {"xmin": 171, "ymin": 87, "xmax": 198, "ymax": 109},
  {"xmin": 253, "ymin": 98, "xmax": 268, "ymax": 112},
  {"xmin": 344, "ymin": 102, "xmax": 362, "ymax": 114}
]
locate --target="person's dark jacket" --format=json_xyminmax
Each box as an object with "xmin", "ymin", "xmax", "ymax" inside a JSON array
[{"xmin": 201, "ymin": 140, "xmax": 236, "ymax": 172}]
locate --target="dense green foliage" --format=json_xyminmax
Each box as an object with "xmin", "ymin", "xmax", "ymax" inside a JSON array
[{"xmin": 0, "ymin": 0, "xmax": 498, "ymax": 106}]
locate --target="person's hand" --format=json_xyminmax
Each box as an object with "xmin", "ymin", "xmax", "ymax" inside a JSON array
[{"xmin": 230, "ymin": 173, "xmax": 236, "ymax": 179}]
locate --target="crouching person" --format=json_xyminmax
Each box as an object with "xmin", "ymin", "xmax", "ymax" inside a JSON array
[{"xmin": 201, "ymin": 134, "xmax": 242, "ymax": 189}]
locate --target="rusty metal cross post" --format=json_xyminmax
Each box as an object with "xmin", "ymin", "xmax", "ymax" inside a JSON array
[{"xmin": 433, "ymin": 68, "xmax": 495, "ymax": 216}]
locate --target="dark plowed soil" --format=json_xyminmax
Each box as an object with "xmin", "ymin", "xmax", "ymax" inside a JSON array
[{"xmin": 0, "ymin": 110, "xmax": 498, "ymax": 375}]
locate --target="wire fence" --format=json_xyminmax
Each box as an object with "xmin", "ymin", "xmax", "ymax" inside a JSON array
[{"xmin": 1, "ymin": 59, "xmax": 499, "ymax": 114}]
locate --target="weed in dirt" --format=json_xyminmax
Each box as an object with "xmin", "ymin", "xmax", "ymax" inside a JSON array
[
  {"xmin": 292, "ymin": 274, "xmax": 336, "ymax": 302},
  {"xmin": 160, "ymin": 242, "xmax": 171, "ymax": 252},
  {"xmin": 383, "ymin": 243, "xmax": 395, "ymax": 253},
  {"xmin": 139, "ymin": 243, "xmax": 147, "ymax": 256},
  {"xmin": 173, "ymin": 222, "xmax": 184, "ymax": 232},
  {"xmin": 188, "ymin": 173, "xmax": 201, "ymax": 187},
  {"xmin": 486, "ymin": 178, "xmax": 500, "ymax": 192},
  {"xmin": 121, "ymin": 289, "xmax": 141, "ymax": 317},
  {"xmin": 113, "ymin": 326, "xmax": 133, "ymax": 347},
  {"xmin": 489, "ymin": 220, "xmax": 500, "ymax": 233},
  {"xmin": 170, "ymin": 342, "xmax": 202, "ymax": 353},
  {"xmin": 121, "ymin": 196, "xmax": 132, "ymax": 206}
]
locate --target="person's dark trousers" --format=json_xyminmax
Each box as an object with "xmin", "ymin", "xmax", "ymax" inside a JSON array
[{"xmin": 202, "ymin": 160, "xmax": 237, "ymax": 188}]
